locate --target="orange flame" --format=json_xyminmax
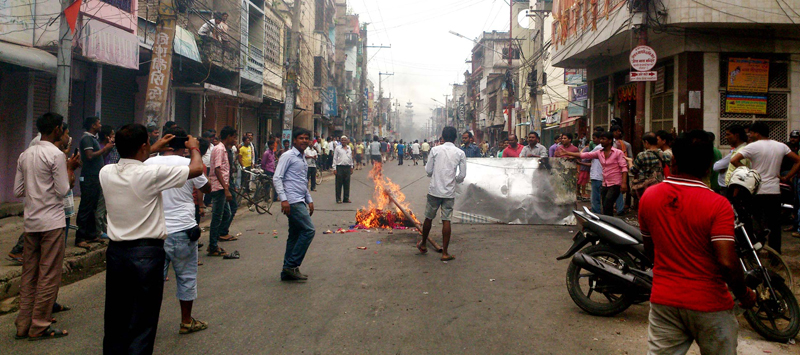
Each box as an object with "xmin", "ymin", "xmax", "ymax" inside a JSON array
[{"xmin": 355, "ymin": 162, "xmax": 420, "ymax": 229}]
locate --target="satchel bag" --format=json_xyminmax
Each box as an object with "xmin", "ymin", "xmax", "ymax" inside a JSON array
[
  {"xmin": 187, "ymin": 225, "xmax": 202, "ymax": 242},
  {"xmin": 631, "ymin": 151, "xmax": 665, "ymax": 199}
]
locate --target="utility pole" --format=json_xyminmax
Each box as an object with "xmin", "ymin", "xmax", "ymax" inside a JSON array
[
  {"xmin": 54, "ymin": 0, "xmax": 74, "ymax": 118},
  {"xmin": 142, "ymin": 0, "xmax": 178, "ymax": 127},
  {"xmin": 377, "ymin": 72, "xmax": 393, "ymax": 136},
  {"xmin": 282, "ymin": 0, "xmax": 303, "ymax": 139},
  {"xmin": 443, "ymin": 94, "xmax": 450, "ymax": 127},
  {"xmin": 634, "ymin": 27, "xmax": 647, "ymax": 153},
  {"xmin": 507, "ymin": 0, "xmax": 514, "ymax": 135},
  {"xmin": 359, "ymin": 23, "xmax": 368, "ymax": 140},
  {"xmin": 528, "ymin": 4, "xmax": 551, "ymax": 136}
]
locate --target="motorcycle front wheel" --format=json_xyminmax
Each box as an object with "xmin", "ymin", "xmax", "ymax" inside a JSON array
[
  {"xmin": 743, "ymin": 279, "xmax": 800, "ymax": 342},
  {"xmin": 566, "ymin": 244, "xmax": 637, "ymax": 317}
]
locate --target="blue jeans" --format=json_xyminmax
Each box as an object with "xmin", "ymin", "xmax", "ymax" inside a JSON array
[
  {"xmin": 163, "ymin": 231, "xmax": 198, "ymax": 301},
  {"xmin": 283, "ymin": 203, "xmax": 316, "ymax": 269},
  {"xmin": 228, "ymin": 185, "xmax": 239, "ymax": 220},
  {"xmin": 590, "ymin": 180, "xmax": 602, "ymax": 214},
  {"xmin": 616, "ymin": 190, "xmax": 625, "ymax": 214},
  {"xmin": 209, "ymin": 190, "xmax": 232, "ymax": 251}
]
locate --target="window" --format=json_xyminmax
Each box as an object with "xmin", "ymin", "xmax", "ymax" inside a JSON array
[
  {"xmin": 264, "ymin": 14, "xmax": 282, "ymax": 64},
  {"xmin": 314, "ymin": 56, "xmax": 323, "ymax": 87},
  {"xmin": 650, "ymin": 62, "xmax": 674, "ymax": 132},
  {"xmin": 315, "ymin": 0, "xmax": 325, "ymax": 32},
  {"xmin": 501, "ymin": 47, "xmax": 520, "ymax": 60},
  {"xmin": 718, "ymin": 54, "xmax": 790, "ymax": 144},
  {"xmin": 592, "ymin": 78, "xmax": 609, "ymax": 129},
  {"xmin": 100, "ymin": 0, "xmax": 131, "ymax": 12}
]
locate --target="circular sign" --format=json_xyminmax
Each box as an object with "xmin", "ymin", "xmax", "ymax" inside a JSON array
[{"xmin": 629, "ymin": 45, "xmax": 657, "ymax": 72}]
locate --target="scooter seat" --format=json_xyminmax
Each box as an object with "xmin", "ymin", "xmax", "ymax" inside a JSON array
[{"xmin": 596, "ymin": 214, "xmax": 643, "ymax": 243}]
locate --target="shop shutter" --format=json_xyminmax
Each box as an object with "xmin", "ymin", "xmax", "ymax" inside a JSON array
[
  {"xmin": 32, "ymin": 73, "xmax": 54, "ymax": 120},
  {"xmin": 101, "ymin": 66, "xmax": 136, "ymax": 130}
]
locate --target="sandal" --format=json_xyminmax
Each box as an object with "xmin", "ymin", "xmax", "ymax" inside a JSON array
[
  {"xmin": 223, "ymin": 251, "xmax": 240, "ymax": 259},
  {"xmin": 28, "ymin": 326, "xmax": 68, "ymax": 341},
  {"xmin": 179, "ymin": 318, "xmax": 208, "ymax": 334},
  {"xmin": 74, "ymin": 242, "xmax": 91, "ymax": 249},
  {"xmin": 440, "ymin": 255, "xmax": 456, "ymax": 262},
  {"xmin": 14, "ymin": 333, "xmax": 28, "ymax": 340},
  {"xmin": 52, "ymin": 302, "xmax": 71, "ymax": 313},
  {"xmin": 7, "ymin": 253, "xmax": 23, "ymax": 265},
  {"xmin": 207, "ymin": 248, "xmax": 228, "ymax": 257},
  {"xmin": 218, "ymin": 235, "xmax": 238, "ymax": 242},
  {"xmin": 416, "ymin": 240, "xmax": 427, "ymax": 254}
]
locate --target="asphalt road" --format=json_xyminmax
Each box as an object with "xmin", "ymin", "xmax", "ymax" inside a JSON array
[{"xmin": 1, "ymin": 160, "xmax": 794, "ymax": 354}]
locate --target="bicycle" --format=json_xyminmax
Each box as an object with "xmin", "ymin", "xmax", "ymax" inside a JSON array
[{"xmin": 235, "ymin": 168, "xmax": 275, "ymax": 215}]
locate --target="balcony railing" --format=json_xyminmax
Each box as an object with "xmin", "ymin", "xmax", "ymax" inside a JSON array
[
  {"xmin": 199, "ymin": 38, "xmax": 239, "ymax": 73},
  {"xmin": 551, "ymin": 0, "xmax": 626, "ymax": 50}
]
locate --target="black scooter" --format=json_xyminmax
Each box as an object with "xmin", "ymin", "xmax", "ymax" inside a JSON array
[{"xmin": 557, "ymin": 206, "xmax": 800, "ymax": 342}]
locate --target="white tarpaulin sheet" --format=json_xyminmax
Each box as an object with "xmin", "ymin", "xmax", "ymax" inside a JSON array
[{"xmin": 453, "ymin": 158, "xmax": 577, "ymax": 225}]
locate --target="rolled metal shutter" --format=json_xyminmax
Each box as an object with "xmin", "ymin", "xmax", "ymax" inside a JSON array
[
  {"xmin": 101, "ymin": 66, "xmax": 136, "ymax": 130},
  {"xmin": 32, "ymin": 73, "xmax": 54, "ymax": 120}
]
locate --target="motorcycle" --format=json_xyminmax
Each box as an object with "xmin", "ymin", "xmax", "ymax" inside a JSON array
[{"xmin": 557, "ymin": 206, "xmax": 800, "ymax": 342}]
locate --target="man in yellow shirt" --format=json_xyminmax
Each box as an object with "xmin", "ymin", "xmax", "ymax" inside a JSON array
[
  {"xmin": 355, "ymin": 140, "xmax": 364, "ymax": 170},
  {"xmin": 238, "ymin": 136, "xmax": 253, "ymax": 194}
]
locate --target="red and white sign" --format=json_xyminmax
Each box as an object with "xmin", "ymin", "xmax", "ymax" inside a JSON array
[
  {"xmin": 630, "ymin": 71, "xmax": 657, "ymax": 82},
  {"xmin": 629, "ymin": 45, "xmax": 657, "ymax": 72}
]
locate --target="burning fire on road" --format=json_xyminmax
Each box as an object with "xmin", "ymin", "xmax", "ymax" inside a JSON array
[{"xmin": 355, "ymin": 163, "xmax": 420, "ymax": 229}]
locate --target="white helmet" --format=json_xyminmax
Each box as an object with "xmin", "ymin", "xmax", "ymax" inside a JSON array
[{"xmin": 728, "ymin": 166, "xmax": 761, "ymax": 196}]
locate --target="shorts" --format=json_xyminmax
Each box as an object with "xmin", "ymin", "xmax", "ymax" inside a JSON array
[
  {"xmin": 424, "ymin": 194, "xmax": 454, "ymax": 221},
  {"xmin": 371, "ymin": 154, "xmax": 382, "ymax": 163},
  {"xmin": 163, "ymin": 230, "xmax": 198, "ymax": 301},
  {"xmin": 578, "ymin": 170, "xmax": 590, "ymax": 185},
  {"xmin": 413, "ymin": 154, "xmax": 420, "ymax": 160},
  {"xmin": 355, "ymin": 154, "xmax": 363, "ymax": 163}
]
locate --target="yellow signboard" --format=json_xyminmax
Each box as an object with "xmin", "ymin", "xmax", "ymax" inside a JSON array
[
  {"xmin": 725, "ymin": 95, "xmax": 767, "ymax": 115},
  {"xmin": 727, "ymin": 58, "xmax": 769, "ymax": 93}
]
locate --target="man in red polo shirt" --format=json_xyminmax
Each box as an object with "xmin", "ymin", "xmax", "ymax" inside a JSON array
[{"xmin": 639, "ymin": 130, "xmax": 756, "ymax": 354}]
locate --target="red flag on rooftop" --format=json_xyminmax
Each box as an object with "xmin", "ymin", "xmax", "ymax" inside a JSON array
[{"xmin": 64, "ymin": 0, "xmax": 82, "ymax": 33}]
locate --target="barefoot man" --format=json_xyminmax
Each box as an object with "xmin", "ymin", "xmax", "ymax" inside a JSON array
[{"xmin": 418, "ymin": 126, "xmax": 466, "ymax": 261}]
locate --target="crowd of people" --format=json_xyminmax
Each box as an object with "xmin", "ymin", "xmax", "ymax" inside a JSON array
[{"xmin": 10, "ymin": 108, "xmax": 800, "ymax": 354}]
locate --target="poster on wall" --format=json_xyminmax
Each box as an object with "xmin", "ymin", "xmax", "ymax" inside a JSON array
[
  {"xmin": 727, "ymin": 58, "xmax": 769, "ymax": 93},
  {"xmin": 725, "ymin": 94, "xmax": 767, "ymax": 115}
]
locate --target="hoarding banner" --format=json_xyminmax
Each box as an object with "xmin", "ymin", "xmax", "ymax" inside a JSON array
[
  {"xmin": 727, "ymin": 58, "xmax": 769, "ymax": 93},
  {"xmin": 567, "ymin": 101, "xmax": 587, "ymax": 117},
  {"xmin": 630, "ymin": 71, "xmax": 657, "ymax": 82},
  {"xmin": 571, "ymin": 85, "xmax": 588, "ymax": 101},
  {"xmin": 564, "ymin": 68, "xmax": 586, "ymax": 85},
  {"xmin": 725, "ymin": 94, "xmax": 767, "ymax": 115}
]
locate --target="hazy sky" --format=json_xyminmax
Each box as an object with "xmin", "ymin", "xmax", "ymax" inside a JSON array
[{"xmin": 348, "ymin": 0, "xmax": 533, "ymax": 129}]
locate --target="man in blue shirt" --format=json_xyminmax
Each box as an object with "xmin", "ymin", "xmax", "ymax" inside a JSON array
[
  {"xmin": 461, "ymin": 131, "xmax": 481, "ymax": 158},
  {"xmin": 397, "ymin": 140, "xmax": 405, "ymax": 165},
  {"xmin": 273, "ymin": 128, "xmax": 315, "ymax": 281}
]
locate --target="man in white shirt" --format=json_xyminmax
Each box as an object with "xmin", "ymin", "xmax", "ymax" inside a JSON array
[
  {"xmin": 419, "ymin": 127, "xmax": 466, "ymax": 261},
  {"xmin": 520, "ymin": 131, "xmax": 549, "ymax": 157},
  {"xmin": 421, "ymin": 139, "xmax": 431, "ymax": 165},
  {"xmin": 731, "ymin": 122, "xmax": 800, "ymax": 254},
  {"xmin": 304, "ymin": 144, "xmax": 318, "ymax": 191},
  {"xmin": 14, "ymin": 113, "xmax": 80, "ymax": 340},
  {"xmin": 100, "ymin": 124, "xmax": 204, "ymax": 354},
  {"xmin": 411, "ymin": 140, "xmax": 421, "ymax": 165},
  {"xmin": 144, "ymin": 126, "xmax": 211, "ymax": 335},
  {"xmin": 333, "ymin": 136, "xmax": 354, "ymax": 203},
  {"xmin": 369, "ymin": 136, "xmax": 382, "ymax": 165}
]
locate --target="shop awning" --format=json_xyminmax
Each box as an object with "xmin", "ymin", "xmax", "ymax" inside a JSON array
[
  {"xmin": 0, "ymin": 42, "xmax": 56, "ymax": 75},
  {"xmin": 560, "ymin": 116, "xmax": 581, "ymax": 128},
  {"xmin": 138, "ymin": 18, "xmax": 201, "ymax": 63}
]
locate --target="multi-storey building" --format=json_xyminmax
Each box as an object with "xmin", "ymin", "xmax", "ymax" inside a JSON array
[{"xmin": 550, "ymin": 0, "xmax": 800, "ymax": 152}]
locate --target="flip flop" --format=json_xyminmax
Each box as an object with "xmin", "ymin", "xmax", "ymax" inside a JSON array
[
  {"xmin": 28, "ymin": 326, "xmax": 68, "ymax": 341},
  {"xmin": 223, "ymin": 251, "xmax": 240, "ymax": 260},
  {"xmin": 416, "ymin": 240, "xmax": 427, "ymax": 254},
  {"xmin": 441, "ymin": 255, "xmax": 455, "ymax": 262},
  {"xmin": 52, "ymin": 303, "xmax": 71, "ymax": 313}
]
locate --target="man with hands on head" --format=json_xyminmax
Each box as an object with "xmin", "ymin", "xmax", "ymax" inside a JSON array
[
  {"xmin": 273, "ymin": 128, "xmax": 316, "ymax": 282},
  {"xmin": 100, "ymin": 125, "xmax": 204, "ymax": 354}
]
